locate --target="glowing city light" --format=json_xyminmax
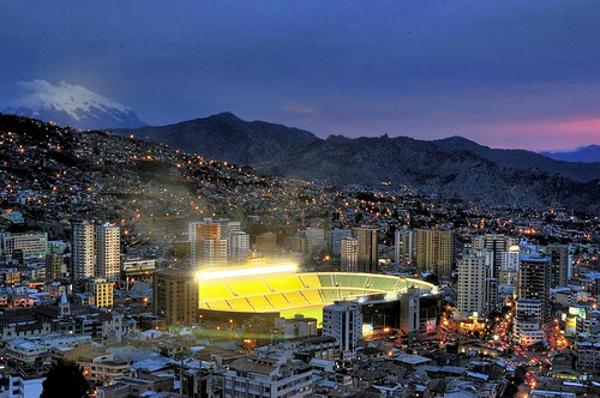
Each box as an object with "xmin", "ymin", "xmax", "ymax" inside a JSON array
[{"xmin": 194, "ymin": 263, "xmax": 298, "ymax": 282}]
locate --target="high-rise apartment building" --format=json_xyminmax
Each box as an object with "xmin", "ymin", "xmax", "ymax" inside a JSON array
[
  {"xmin": 154, "ymin": 268, "xmax": 198, "ymax": 325},
  {"xmin": 95, "ymin": 223, "xmax": 120, "ymax": 282},
  {"xmin": 547, "ymin": 244, "xmax": 570, "ymax": 288},
  {"xmin": 457, "ymin": 251, "xmax": 496, "ymax": 317},
  {"xmin": 189, "ymin": 219, "xmax": 228, "ymax": 268},
  {"xmin": 72, "ymin": 221, "xmax": 95, "ymax": 280},
  {"xmin": 198, "ymin": 221, "xmax": 221, "ymax": 240},
  {"xmin": 217, "ymin": 219, "xmax": 241, "ymax": 239},
  {"xmin": 352, "ymin": 226, "xmax": 378, "ymax": 273},
  {"xmin": 518, "ymin": 255, "xmax": 551, "ymax": 321},
  {"xmin": 0, "ymin": 231, "xmax": 48, "ymax": 260},
  {"xmin": 400, "ymin": 287, "xmax": 423, "ymax": 335},
  {"xmin": 327, "ymin": 229, "xmax": 352, "ymax": 257},
  {"xmin": 501, "ymin": 244, "xmax": 520, "ymax": 285},
  {"xmin": 340, "ymin": 237, "xmax": 358, "ymax": 272},
  {"xmin": 394, "ymin": 227, "xmax": 414, "ymax": 265},
  {"xmin": 576, "ymin": 340, "xmax": 600, "ymax": 374},
  {"xmin": 322, "ymin": 302, "xmax": 363, "ymax": 360},
  {"xmin": 189, "ymin": 220, "xmax": 217, "ymax": 263},
  {"xmin": 45, "ymin": 253, "xmax": 64, "ymax": 281},
  {"xmin": 301, "ymin": 228, "xmax": 326, "ymax": 255},
  {"xmin": 415, "ymin": 229, "xmax": 455, "ymax": 278},
  {"xmin": 228, "ymin": 231, "xmax": 250, "ymax": 263},
  {"xmin": 473, "ymin": 234, "xmax": 513, "ymax": 280},
  {"xmin": 513, "ymin": 298, "xmax": 545, "ymax": 346},
  {"xmin": 188, "ymin": 221, "xmax": 201, "ymax": 261},
  {"xmin": 199, "ymin": 239, "xmax": 228, "ymax": 267}
]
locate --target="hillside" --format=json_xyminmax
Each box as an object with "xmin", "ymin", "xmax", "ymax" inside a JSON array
[
  {"xmin": 261, "ymin": 135, "xmax": 600, "ymax": 211},
  {"xmin": 0, "ymin": 114, "xmax": 327, "ymax": 241},
  {"xmin": 117, "ymin": 112, "xmax": 319, "ymax": 166},
  {"xmin": 435, "ymin": 136, "xmax": 600, "ymax": 182},
  {"xmin": 114, "ymin": 113, "xmax": 600, "ymax": 212}
]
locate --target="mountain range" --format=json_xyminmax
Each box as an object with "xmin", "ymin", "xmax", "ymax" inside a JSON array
[
  {"xmin": 543, "ymin": 145, "xmax": 600, "ymax": 163},
  {"xmin": 114, "ymin": 112, "xmax": 600, "ymax": 212},
  {"xmin": 118, "ymin": 112, "xmax": 318, "ymax": 166}
]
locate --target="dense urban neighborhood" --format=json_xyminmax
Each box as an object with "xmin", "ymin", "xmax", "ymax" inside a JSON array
[{"xmin": 0, "ymin": 115, "xmax": 598, "ymax": 397}]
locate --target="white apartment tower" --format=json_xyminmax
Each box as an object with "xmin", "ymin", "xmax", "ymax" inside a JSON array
[
  {"xmin": 501, "ymin": 244, "xmax": 520, "ymax": 285},
  {"xmin": 394, "ymin": 227, "xmax": 414, "ymax": 265},
  {"xmin": 340, "ymin": 237, "xmax": 358, "ymax": 272},
  {"xmin": 218, "ymin": 219, "xmax": 241, "ymax": 239},
  {"xmin": 199, "ymin": 238, "xmax": 228, "ymax": 267},
  {"xmin": 95, "ymin": 223, "xmax": 120, "ymax": 281},
  {"xmin": 228, "ymin": 231, "xmax": 250, "ymax": 263},
  {"xmin": 72, "ymin": 221, "xmax": 95, "ymax": 280},
  {"xmin": 187, "ymin": 221, "xmax": 201, "ymax": 263},
  {"xmin": 457, "ymin": 250, "xmax": 496, "ymax": 318},
  {"xmin": 472, "ymin": 234, "xmax": 514, "ymax": 280},
  {"xmin": 513, "ymin": 298, "xmax": 545, "ymax": 346},
  {"xmin": 322, "ymin": 302, "xmax": 363, "ymax": 360},
  {"xmin": 189, "ymin": 219, "xmax": 228, "ymax": 267},
  {"xmin": 327, "ymin": 229, "xmax": 352, "ymax": 257}
]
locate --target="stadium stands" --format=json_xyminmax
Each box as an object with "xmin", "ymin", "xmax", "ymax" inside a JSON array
[
  {"xmin": 265, "ymin": 293, "xmax": 290, "ymax": 308},
  {"xmin": 198, "ymin": 272, "xmax": 435, "ymax": 315},
  {"xmin": 228, "ymin": 280, "xmax": 271, "ymax": 296}
]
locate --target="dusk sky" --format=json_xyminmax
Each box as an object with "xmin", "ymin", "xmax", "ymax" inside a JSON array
[{"xmin": 1, "ymin": 1, "xmax": 600, "ymax": 151}]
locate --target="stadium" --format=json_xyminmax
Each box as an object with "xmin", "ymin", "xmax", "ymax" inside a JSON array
[{"xmin": 195, "ymin": 264, "xmax": 437, "ymax": 326}]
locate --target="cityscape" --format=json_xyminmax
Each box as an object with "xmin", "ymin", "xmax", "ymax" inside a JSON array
[{"xmin": 1, "ymin": 2, "xmax": 600, "ymax": 398}]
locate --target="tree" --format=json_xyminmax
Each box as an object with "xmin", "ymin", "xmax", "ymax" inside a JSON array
[
  {"xmin": 41, "ymin": 360, "xmax": 90, "ymax": 398},
  {"xmin": 514, "ymin": 365, "xmax": 527, "ymax": 385},
  {"xmin": 502, "ymin": 382, "xmax": 518, "ymax": 398}
]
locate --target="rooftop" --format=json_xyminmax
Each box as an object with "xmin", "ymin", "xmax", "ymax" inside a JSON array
[{"xmin": 229, "ymin": 357, "xmax": 274, "ymax": 375}]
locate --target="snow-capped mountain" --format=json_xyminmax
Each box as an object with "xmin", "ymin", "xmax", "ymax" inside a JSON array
[{"xmin": 3, "ymin": 80, "xmax": 145, "ymax": 129}]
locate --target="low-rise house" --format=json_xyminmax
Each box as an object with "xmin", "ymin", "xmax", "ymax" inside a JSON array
[
  {"xmin": 216, "ymin": 355, "xmax": 313, "ymax": 398},
  {"xmin": 97, "ymin": 372, "xmax": 173, "ymax": 398},
  {"xmin": 78, "ymin": 354, "xmax": 133, "ymax": 386}
]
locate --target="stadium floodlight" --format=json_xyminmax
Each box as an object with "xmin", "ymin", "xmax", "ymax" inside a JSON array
[{"xmin": 195, "ymin": 263, "xmax": 298, "ymax": 282}]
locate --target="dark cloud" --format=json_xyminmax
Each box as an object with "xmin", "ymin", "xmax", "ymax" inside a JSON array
[{"xmin": 1, "ymin": 0, "xmax": 599, "ymax": 150}]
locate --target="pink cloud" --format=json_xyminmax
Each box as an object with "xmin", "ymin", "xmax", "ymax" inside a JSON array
[{"xmin": 473, "ymin": 116, "xmax": 600, "ymax": 151}]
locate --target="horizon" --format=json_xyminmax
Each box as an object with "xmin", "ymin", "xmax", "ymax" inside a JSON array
[
  {"xmin": 2, "ymin": 1, "xmax": 600, "ymax": 151},
  {"xmin": 125, "ymin": 110, "xmax": 600, "ymax": 154},
  {"xmin": 3, "ymin": 107, "xmax": 599, "ymax": 154}
]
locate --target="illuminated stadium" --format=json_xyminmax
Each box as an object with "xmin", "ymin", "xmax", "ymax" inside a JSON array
[{"xmin": 195, "ymin": 264, "xmax": 437, "ymax": 325}]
